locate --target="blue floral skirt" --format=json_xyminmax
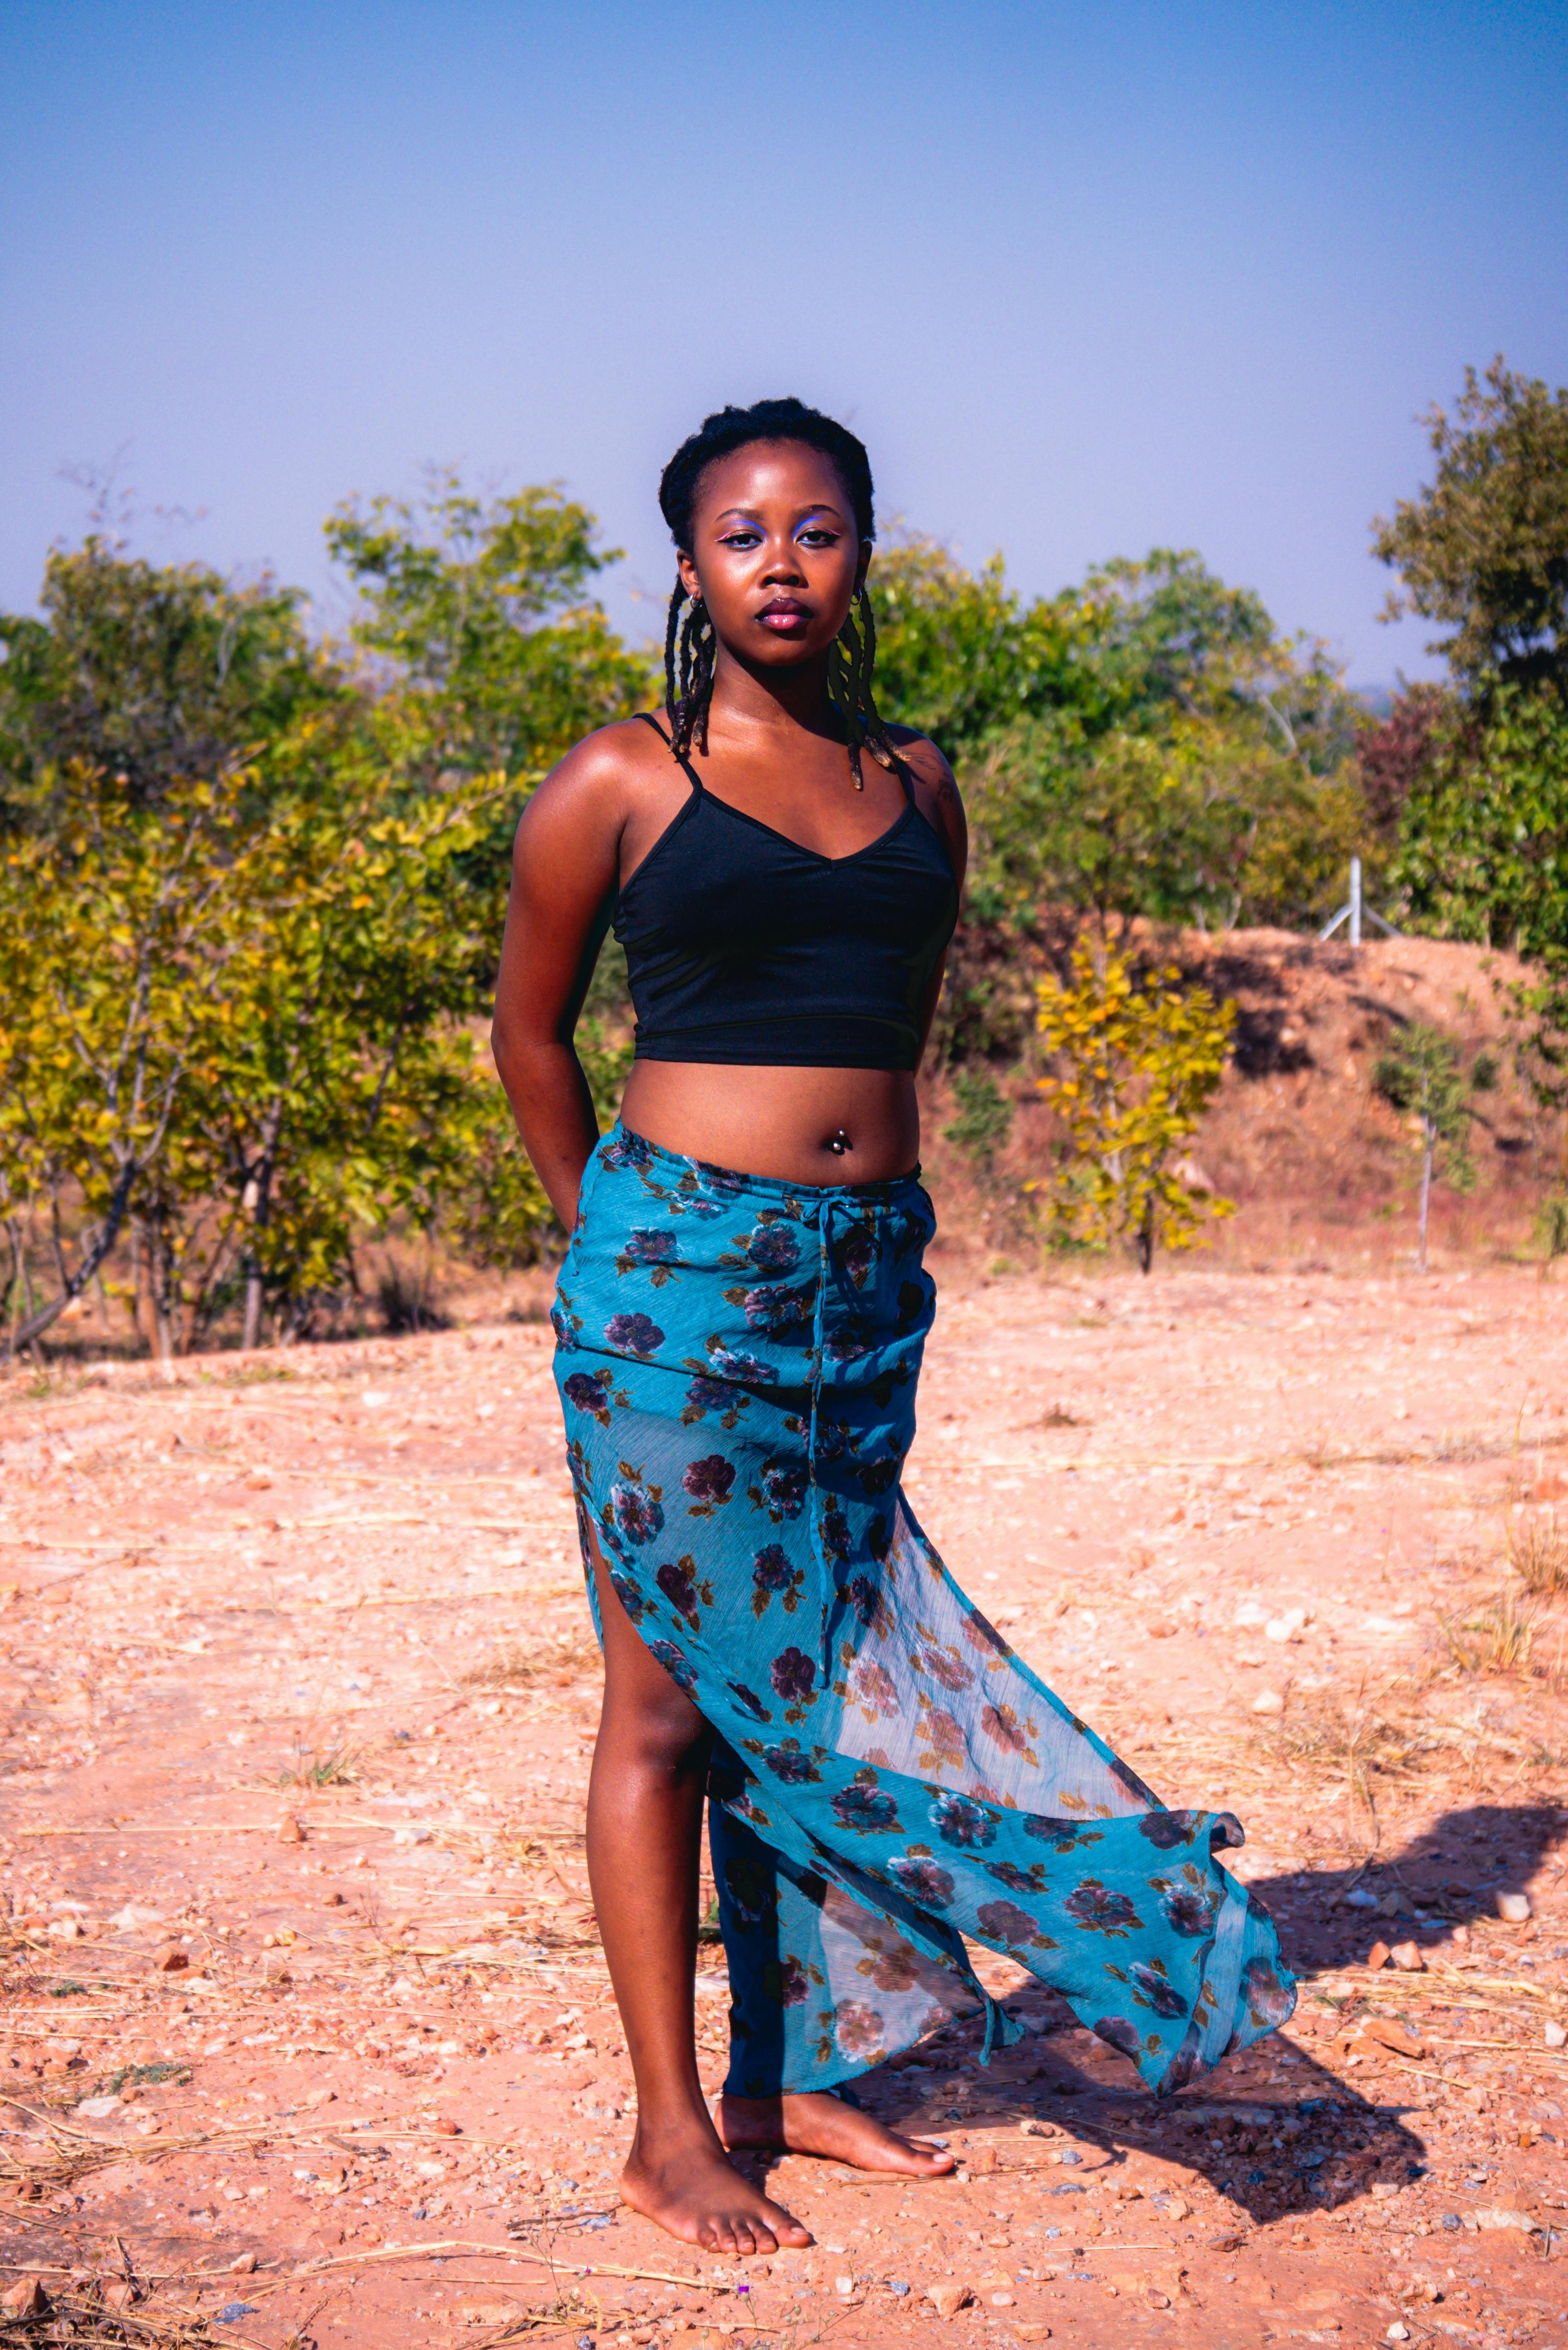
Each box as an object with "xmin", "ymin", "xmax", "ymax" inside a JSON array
[{"xmin": 552, "ymin": 1123, "xmax": 1293, "ymax": 2100}]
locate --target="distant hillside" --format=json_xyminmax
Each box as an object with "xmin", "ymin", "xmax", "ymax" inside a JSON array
[{"xmin": 921, "ymin": 931, "xmax": 1561, "ymax": 1274}]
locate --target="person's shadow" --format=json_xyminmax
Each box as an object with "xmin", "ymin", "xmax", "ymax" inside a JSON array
[{"xmin": 742, "ymin": 1800, "xmax": 1562, "ymax": 2230}]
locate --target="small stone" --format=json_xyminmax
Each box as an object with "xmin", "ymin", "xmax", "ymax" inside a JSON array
[
  {"xmin": 433, "ymin": 2116, "xmax": 461, "ymax": 2136},
  {"xmin": 1365, "ymin": 1941, "xmax": 1391, "ymax": 1970},
  {"xmin": 1496, "ymin": 1891, "xmax": 1532, "ymax": 1923},
  {"xmin": 1250, "ymin": 1688, "xmax": 1285, "ymax": 1715},
  {"xmin": 1472, "ymin": 2206, "xmax": 1539, "ymax": 2233},
  {"xmin": 1388, "ymin": 1942, "xmax": 1427, "ymax": 1973},
  {"xmin": 152, "ymin": 1942, "xmax": 188, "ymax": 1972},
  {"xmin": 75, "ymin": 2094, "xmax": 123, "ymax": 2120},
  {"xmin": 1018, "ymin": 2118, "xmax": 1057, "ymax": 2137},
  {"xmin": 967, "ymin": 2145, "xmax": 998, "ymax": 2176},
  {"xmin": 835, "ymin": 2275, "xmax": 855, "ymax": 2297},
  {"xmin": 1544, "ymin": 2020, "xmax": 1566, "ymax": 2049},
  {"xmin": 277, "ymin": 1813, "xmax": 306, "ymax": 1844},
  {"xmin": 229, "ymin": 2253, "xmax": 258, "ymax": 2274},
  {"xmin": 1386, "ymin": 2327, "xmax": 1410, "ymax": 2343},
  {"xmin": 1363, "ymin": 2018, "xmax": 1425, "ymax": 2058},
  {"xmin": 991, "ymin": 2291, "xmax": 1016, "ymax": 2306},
  {"xmin": 927, "ymin": 2282, "xmax": 973, "ymax": 2317}
]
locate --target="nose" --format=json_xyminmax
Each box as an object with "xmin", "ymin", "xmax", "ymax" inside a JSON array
[{"xmin": 759, "ymin": 534, "xmax": 806, "ymax": 587}]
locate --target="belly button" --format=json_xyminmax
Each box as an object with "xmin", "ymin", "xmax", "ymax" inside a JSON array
[{"xmin": 827, "ymin": 1129, "xmax": 852, "ymax": 1156}]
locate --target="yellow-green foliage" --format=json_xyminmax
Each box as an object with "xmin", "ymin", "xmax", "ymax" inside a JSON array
[
  {"xmin": 1032, "ymin": 944, "xmax": 1236, "ymax": 1271},
  {"xmin": 0, "ymin": 756, "xmax": 550, "ymax": 1356}
]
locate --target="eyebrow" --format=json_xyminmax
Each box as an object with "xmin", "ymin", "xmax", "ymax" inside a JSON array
[{"xmin": 711, "ymin": 502, "xmax": 848, "ymax": 526}]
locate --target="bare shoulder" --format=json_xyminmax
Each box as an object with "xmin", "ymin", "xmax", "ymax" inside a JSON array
[
  {"xmin": 514, "ymin": 712, "xmax": 667, "ymax": 853},
  {"xmin": 885, "ymin": 725, "xmax": 966, "ymax": 868}
]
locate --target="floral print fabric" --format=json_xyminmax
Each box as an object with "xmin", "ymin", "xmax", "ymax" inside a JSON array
[{"xmin": 553, "ymin": 1124, "xmax": 1294, "ymax": 2100}]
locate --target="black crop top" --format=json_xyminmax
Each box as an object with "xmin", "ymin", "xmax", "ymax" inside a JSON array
[{"xmin": 614, "ymin": 714, "xmax": 960, "ymax": 1071}]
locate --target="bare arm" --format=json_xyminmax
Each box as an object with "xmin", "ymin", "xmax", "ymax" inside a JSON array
[
  {"xmin": 491, "ymin": 732, "xmax": 630, "ymax": 1231},
  {"xmin": 891, "ymin": 731, "xmax": 968, "ymax": 1067}
]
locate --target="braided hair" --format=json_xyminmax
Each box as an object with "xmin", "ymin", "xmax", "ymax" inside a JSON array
[{"xmin": 657, "ymin": 397, "xmax": 899, "ymax": 787}]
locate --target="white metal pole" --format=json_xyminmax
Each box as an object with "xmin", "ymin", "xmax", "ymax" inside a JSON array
[{"xmin": 1349, "ymin": 856, "xmax": 1362, "ymax": 948}]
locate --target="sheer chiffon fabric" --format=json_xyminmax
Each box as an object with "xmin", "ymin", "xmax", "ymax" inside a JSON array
[{"xmin": 552, "ymin": 1125, "xmax": 1294, "ymax": 2099}]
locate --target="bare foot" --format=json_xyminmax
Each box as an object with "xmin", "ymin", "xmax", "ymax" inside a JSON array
[
  {"xmin": 619, "ymin": 2125, "xmax": 813, "ymax": 2256},
  {"xmin": 719, "ymin": 2088, "xmax": 955, "ymax": 2177}
]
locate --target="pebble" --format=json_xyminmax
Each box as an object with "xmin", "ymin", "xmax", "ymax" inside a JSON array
[{"xmin": 1495, "ymin": 1891, "xmax": 1532, "ymax": 1923}]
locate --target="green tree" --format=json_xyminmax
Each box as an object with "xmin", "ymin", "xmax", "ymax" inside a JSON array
[
  {"xmin": 941, "ymin": 1068, "xmax": 1015, "ymax": 1175},
  {"xmin": 1079, "ymin": 548, "xmax": 1274, "ymax": 722},
  {"xmin": 1032, "ymin": 945, "xmax": 1236, "ymax": 1272},
  {"xmin": 325, "ymin": 473, "xmax": 652, "ymax": 950},
  {"xmin": 0, "ymin": 538, "xmax": 340, "ymax": 832},
  {"xmin": 869, "ymin": 532, "xmax": 1107, "ymax": 760},
  {"xmin": 1393, "ymin": 684, "xmax": 1568, "ymax": 962},
  {"xmin": 0, "ymin": 754, "xmax": 551, "ymax": 1360},
  {"xmin": 1372, "ymin": 1022, "xmax": 1488, "ymax": 1270},
  {"xmin": 326, "ymin": 471, "xmax": 651, "ymax": 784},
  {"xmin": 869, "ymin": 537, "xmax": 1365, "ymax": 943},
  {"xmin": 1, "ymin": 769, "xmax": 260, "ymax": 1354},
  {"xmin": 1372, "ymin": 357, "xmax": 1568, "ymax": 695}
]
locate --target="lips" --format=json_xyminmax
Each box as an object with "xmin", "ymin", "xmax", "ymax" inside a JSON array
[{"xmin": 758, "ymin": 599, "xmax": 812, "ymax": 632}]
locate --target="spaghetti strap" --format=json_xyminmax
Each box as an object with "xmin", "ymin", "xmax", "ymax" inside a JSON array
[{"xmin": 637, "ymin": 709, "xmax": 704, "ymax": 794}]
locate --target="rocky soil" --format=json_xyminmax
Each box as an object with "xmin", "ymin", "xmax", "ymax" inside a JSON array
[
  {"xmin": 927, "ymin": 931, "xmax": 1560, "ymax": 1276},
  {"xmin": 3, "ymin": 1256, "xmax": 1567, "ymax": 2347}
]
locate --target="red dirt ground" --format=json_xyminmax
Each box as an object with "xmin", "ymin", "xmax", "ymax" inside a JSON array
[{"xmin": 4, "ymin": 1254, "xmax": 1567, "ymax": 2347}]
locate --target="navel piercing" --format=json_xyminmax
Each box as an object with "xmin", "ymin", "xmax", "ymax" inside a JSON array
[{"xmin": 827, "ymin": 1129, "xmax": 851, "ymax": 1156}]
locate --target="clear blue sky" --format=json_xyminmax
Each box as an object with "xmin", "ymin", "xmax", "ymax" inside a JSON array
[{"xmin": 4, "ymin": 0, "xmax": 1565, "ymax": 685}]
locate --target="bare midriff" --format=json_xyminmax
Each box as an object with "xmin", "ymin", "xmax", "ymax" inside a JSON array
[{"xmin": 619, "ymin": 1061, "xmax": 920, "ymax": 1187}]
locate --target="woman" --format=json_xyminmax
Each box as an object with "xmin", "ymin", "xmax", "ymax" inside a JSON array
[{"xmin": 492, "ymin": 398, "xmax": 1292, "ymax": 2259}]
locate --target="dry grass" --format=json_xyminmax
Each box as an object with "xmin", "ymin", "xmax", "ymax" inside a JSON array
[
  {"xmin": 0, "ymin": 2288, "xmax": 211, "ymax": 2348},
  {"xmin": 463, "ymin": 1633, "xmax": 601, "ymax": 1689},
  {"xmin": 1436, "ymin": 1585, "xmax": 1538, "ymax": 1677},
  {"xmin": 275, "ymin": 1742, "xmax": 359, "ymax": 1789},
  {"xmin": 1510, "ymin": 1509, "xmax": 1568, "ymax": 1599},
  {"xmin": 1250, "ymin": 1683, "xmax": 1442, "ymax": 1851},
  {"xmin": 1256, "ymin": 1689, "xmax": 1434, "ymax": 1776}
]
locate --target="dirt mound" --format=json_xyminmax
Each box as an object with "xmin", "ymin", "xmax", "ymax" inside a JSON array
[{"xmin": 923, "ymin": 930, "xmax": 1560, "ymax": 1273}]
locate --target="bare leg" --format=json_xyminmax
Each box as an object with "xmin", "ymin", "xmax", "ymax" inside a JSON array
[{"xmin": 585, "ymin": 1541, "xmax": 810, "ymax": 2255}]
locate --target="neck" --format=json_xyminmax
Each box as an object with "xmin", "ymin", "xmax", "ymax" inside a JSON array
[{"xmin": 707, "ymin": 643, "xmax": 842, "ymax": 744}]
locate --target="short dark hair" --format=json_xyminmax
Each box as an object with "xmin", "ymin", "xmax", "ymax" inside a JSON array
[{"xmin": 658, "ymin": 396, "xmax": 876, "ymax": 552}]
